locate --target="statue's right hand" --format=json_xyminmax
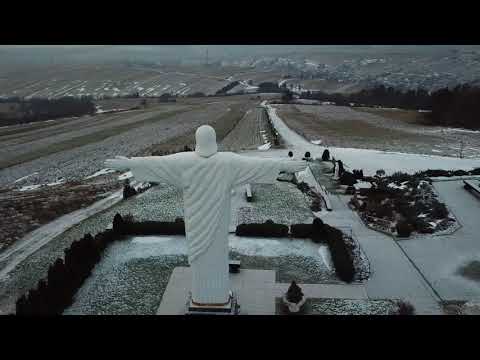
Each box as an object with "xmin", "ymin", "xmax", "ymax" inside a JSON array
[{"xmin": 105, "ymin": 156, "xmax": 131, "ymax": 171}]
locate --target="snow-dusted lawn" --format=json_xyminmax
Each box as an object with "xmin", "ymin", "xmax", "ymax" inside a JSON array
[
  {"xmin": 63, "ymin": 234, "xmax": 338, "ymax": 314},
  {"xmin": 295, "ymin": 298, "xmax": 399, "ymax": 315},
  {"xmin": 236, "ymin": 182, "xmax": 314, "ymax": 226}
]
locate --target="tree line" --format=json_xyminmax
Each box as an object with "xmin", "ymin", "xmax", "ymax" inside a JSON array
[
  {"xmin": 0, "ymin": 96, "xmax": 96, "ymax": 125},
  {"xmin": 300, "ymin": 84, "xmax": 480, "ymax": 130}
]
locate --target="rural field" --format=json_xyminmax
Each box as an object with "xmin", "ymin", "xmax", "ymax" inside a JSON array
[
  {"xmin": 0, "ymin": 64, "xmax": 232, "ymax": 99},
  {"xmin": 0, "ymin": 94, "xmax": 282, "ymax": 256},
  {"xmin": 275, "ymin": 104, "xmax": 480, "ymax": 159}
]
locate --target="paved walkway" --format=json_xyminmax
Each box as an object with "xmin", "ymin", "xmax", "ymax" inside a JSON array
[
  {"xmin": 158, "ymin": 267, "xmax": 368, "ymax": 315},
  {"xmin": 399, "ymin": 180, "xmax": 480, "ymax": 301},
  {"xmin": 264, "ymin": 104, "xmax": 442, "ymax": 314},
  {"xmin": 317, "ymin": 192, "xmax": 442, "ymax": 314}
]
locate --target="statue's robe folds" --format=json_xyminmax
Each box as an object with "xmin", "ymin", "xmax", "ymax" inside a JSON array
[{"xmin": 127, "ymin": 152, "xmax": 282, "ymax": 304}]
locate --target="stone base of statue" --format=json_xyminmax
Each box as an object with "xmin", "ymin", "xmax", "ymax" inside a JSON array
[
  {"xmin": 157, "ymin": 267, "xmax": 276, "ymax": 315},
  {"xmin": 186, "ymin": 291, "xmax": 240, "ymax": 315}
]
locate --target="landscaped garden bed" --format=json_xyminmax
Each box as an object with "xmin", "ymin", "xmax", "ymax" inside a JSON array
[
  {"xmin": 275, "ymin": 298, "xmax": 414, "ymax": 315},
  {"xmin": 348, "ymin": 171, "xmax": 457, "ymax": 238}
]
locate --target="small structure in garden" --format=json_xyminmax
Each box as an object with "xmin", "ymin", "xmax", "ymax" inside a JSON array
[{"xmin": 245, "ymin": 184, "xmax": 253, "ymax": 202}]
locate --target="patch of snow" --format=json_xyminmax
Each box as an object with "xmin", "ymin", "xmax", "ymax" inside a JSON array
[
  {"xmin": 118, "ymin": 171, "xmax": 133, "ymax": 181},
  {"xmin": 258, "ymin": 142, "xmax": 272, "ymax": 151},
  {"xmin": 18, "ymin": 184, "xmax": 43, "ymax": 192},
  {"xmin": 354, "ymin": 181, "xmax": 372, "ymax": 190},
  {"xmin": 85, "ymin": 168, "xmax": 116, "ymax": 179},
  {"xmin": 318, "ymin": 246, "xmax": 333, "ymax": 271},
  {"xmin": 13, "ymin": 172, "xmax": 39, "ymax": 183},
  {"xmin": 127, "ymin": 234, "xmax": 325, "ymax": 260},
  {"xmin": 46, "ymin": 179, "xmax": 66, "ymax": 187},
  {"xmin": 311, "ymin": 140, "xmax": 322, "ymax": 145},
  {"xmin": 388, "ymin": 182, "xmax": 407, "ymax": 190}
]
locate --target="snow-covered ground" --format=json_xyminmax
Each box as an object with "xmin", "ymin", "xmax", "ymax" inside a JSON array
[{"xmin": 265, "ymin": 104, "xmax": 480, "ymax": 176}]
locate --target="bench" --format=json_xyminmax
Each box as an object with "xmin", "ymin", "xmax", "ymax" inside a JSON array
[
  {"xmin": 464, "ymin": 180, "xmax": 480, "ymax": 198},
  {"xmin": 245, "ymin": 184, "xmax": 253, "ymax": 202},
  {"xmin": 229, "ymin": 260, "xmax": 241, "ymax": 273}
]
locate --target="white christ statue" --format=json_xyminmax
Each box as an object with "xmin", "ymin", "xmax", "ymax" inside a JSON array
[{"xmin": 105, "ymin": 125, "xmax": 306, "ymax": 306}]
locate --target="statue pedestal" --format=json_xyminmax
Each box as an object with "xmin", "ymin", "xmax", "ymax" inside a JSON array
[
  {"xmin": 186, "ymin": 291, "xmax": 240, "ymax": 315},
  {"xmin": 157, "ymin": 267, "xmax": 276, "ymax": 315}
]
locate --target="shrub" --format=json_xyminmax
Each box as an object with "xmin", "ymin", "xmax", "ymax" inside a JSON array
[
  {"xmin": 288, "ymin": 151, "xmax": 293, "ymax": 158},
  {"xmin": 452, "ymin": 169, "xmax": 468, "ymax": 177},
  {"xmin": 286, "ymin": 281, "xmax": 304, "ymax": 303},
  {"xmin": 431, "ymin": 202, "xmax": 449, "ymax": 219},
  {"xmin": 290, "ymin": 224, "xmax": 313, "ymax": 238},
  {"xmin": 376, "ymin": 169, "xmax": 386, "ymax": 177},
  {"xmin": 113, "ymin": 213, "xmax": 127, "ymax": 235},
  {"xmin": 352, "ymin": 169, "xmax": 364, "ymax": 180},
  {"xmin": 123, "ymin": 184, "xmax": 137, "ymax": 199},
  {"xmin": 340, "ymin": 171, "xmax": 357, "ymax": 186},
  {"xmin": 304, "ymin": 151, "xmax": 311, "ymax": 159},
  {"xmin": 236, "ymin": 220, "xmax": 289, "ymax": 237},
  {"xmin": 310, "ymin": 198, "xmax": 322, "ymax": 212},
  {"xmin": 311, "ymin": 218, "xmax": 328, "ymax": 243},
  {"xmin": 345, "ymin": 186, "xmax": 355, "ymax": 195},
  {"xmin": 423, "ymin": 169, "xmax": 452, "ymax": 177},
  {"xmin": 372, "ymin": 203, "xmax": 393, "ymax": 219},
  {"xmin": 390, "ymin": 172, "xmax": 412, "ymax": 184},
  {"xmin": 396, "ymin": 221, "xmax": 412, "ymax": 237},
  {"xmin": 126, "ymin": 219, "xmax": 186, "ymax": 235},
  {"xmin": 337, "ymin": 160, "xmax": 345, "ymax": 175},
  {"xmin": 470, "ymin": 168, "xmax": 480, "ymax": 175},
  {"xmin": 296, "ymin": 181, "xmax": 310, "ymax": 193},
  {"xmin": 413, "ymin": 218, "xmax": 434, "ymax": 234},
  {"xmin": 324, "ymin": 227, "xmax": 355, "ymax": 283},
  {"xmin": 394, "ymin": 301, "xmax": 416, "ymax": 315},
  {"xmin": 321, "ymin": 149, "xmax": 330, "ymax": 161}
]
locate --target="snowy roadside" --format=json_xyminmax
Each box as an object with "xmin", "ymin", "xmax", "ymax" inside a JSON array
[{"xmin": 263, "ymin": 103, "xmax": 480, "ymax": 176}]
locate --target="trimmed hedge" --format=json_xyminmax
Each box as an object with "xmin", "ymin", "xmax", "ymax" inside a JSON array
[
  {"xmin": 113, "ymin": 214, "xmax": 185, "ymax": 236},
  {"xmin": 16, "ymin": 229, "xmax": 117, "ymax": 315},
  {"xmin": 290, "ymin": 224, "xmax": 313, "ymax": 238},
  {"xmin": 235, "ymin": 220, "xmax": 289, "ymax": 237}
]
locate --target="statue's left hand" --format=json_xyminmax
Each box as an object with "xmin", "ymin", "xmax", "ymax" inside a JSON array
[{"xmin": 105, "ymin": 156, "xmax": 131, "ymax": 171}]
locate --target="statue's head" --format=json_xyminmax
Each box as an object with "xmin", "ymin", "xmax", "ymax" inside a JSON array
[{"xmin": 195, "ymin": 125, "xmax": 217, "ymax": 158}]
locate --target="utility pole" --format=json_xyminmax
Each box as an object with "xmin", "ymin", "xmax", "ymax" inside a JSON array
[
  {"xmin": 459, "ymin": 137, "xmax": 465, "ymax": 159},
  {"xmin": 205, "ymin": 48, "xmax": 209, "ymax": 66}
]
